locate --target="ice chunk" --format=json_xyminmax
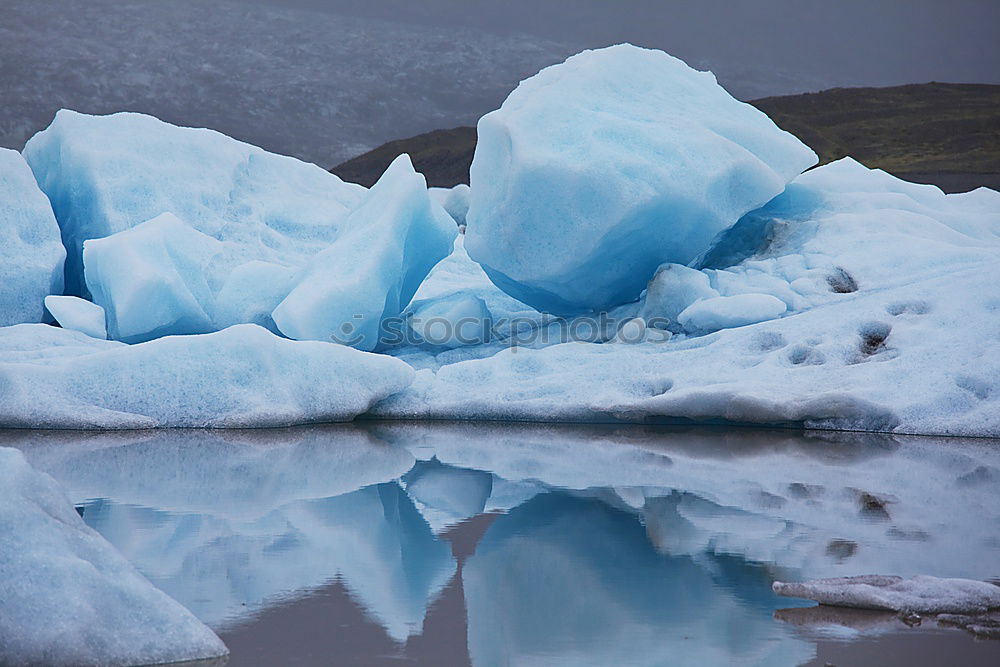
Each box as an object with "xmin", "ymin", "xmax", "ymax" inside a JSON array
[
  {"xmin": 83, "ymin": 212, "xmax": 222, "ymax": 342},
  {"xmin": 429, "ymin": 183, "xmax": 471, "ymax": 226},
  {"xmin": 465, "ymin": 44, "xmax": 817, "ymax": 314},
  {"xmin": 0, "ymin": 323, "xmax": 414, "ymax": 428},
  {"xmin": 22, "ymin": 109, "xmax": 366, "ymax": 298},
  {"xmin": 407, "ymin": 292, "xmax": 492, "ymax": 348},
  {"xmin": 43, "ymin": 295, "xmax": 106, "ymax": 339},
  {"xmin": 677, "ymin": 293, "xmax": 787, "ymax": 333},
  {"xmin": 272, "ymin": 155, "xmax": 456, "ymax": 350},
  {"xmin": 773, "ymin": 575, "xmax": 1000, "ymax": 614},
  {"xmin": 214, "ymin": 260, "xmax": 298, "ymax": 333},
  {"xmin": 638, "ymin": 263, "xmax": 719, "ymax": 329},
  {"xmin": 0, "ymin": 148, "xmax": 65, "ymax": 326},
  {"xmin": 0, "ymin": 447, "xmax": 228, "ymax": 666}
]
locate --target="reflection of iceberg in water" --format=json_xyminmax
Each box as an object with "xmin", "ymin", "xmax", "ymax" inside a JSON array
[
  {"xmin": 374, "ymin": 422, "xmax": 1000, "ymax": 581},
  {"xmin": 463, "ymin": 493, "xmax": 814, "ymax": 666},
  {"xmin": 402, "ymin": 458, "xmax": 494, "ymax": 533},
  {"xmin": 6, "ymin": 427, "xmax": 455, "ymax": 638},
  {"xmin": 6, "ymin": 421, "xmax": 1000, "ymax": 662}
]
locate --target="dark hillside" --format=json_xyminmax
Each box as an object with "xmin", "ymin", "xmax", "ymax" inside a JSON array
[{"xmin": 330, "ymin": 83, "xmax": 1000, "ymax": 193}]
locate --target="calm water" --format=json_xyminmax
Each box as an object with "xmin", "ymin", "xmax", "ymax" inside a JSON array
[{"xmin": 4, "ymin": 422, "xmax": 999, "ymax": 666}]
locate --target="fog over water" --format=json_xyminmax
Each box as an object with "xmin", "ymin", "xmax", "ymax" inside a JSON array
[{"xmin": 3, "ymin": 0, "xmax": 998, "ymax": 166}]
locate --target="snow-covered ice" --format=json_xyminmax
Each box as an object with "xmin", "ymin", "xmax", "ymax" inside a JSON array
[
  {"xmin": 0, "ymin": 446, "xmax": 227, "ymax": 666},
  {"xmin": 677, "ymin": 294, "xmax": 788, "ymax": 333},
  {"xmin": 773, "ymin": 575, "xmax": 1000, "ymax": 614},
  {"xmin": 637, "ymin": 263, "xmax": 719, "ymax": 330},
  {"xmin": 465, "ymin": 44, "xmax": 817, "ymax": 314},
  {"xmin": 272, "ymin": 155, "xmax": 456, "ymax": 349},
  {"xmin": 43, "ymin": 296, "xmax": 106, "ymax": 339},
  {"xmin": 0, "ymin": 148, "xmax": 64, "ymax": 327},
  {"xmin": 0, "ymin": 323, "xmax": 413, "ymax": 428},
  {"xmin": 22, "ymin": 109, "xmax": 366, "ymax": 304}
]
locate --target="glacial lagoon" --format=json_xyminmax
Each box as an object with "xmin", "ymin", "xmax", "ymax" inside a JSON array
[{"xmin": 4, "ymin": 423, "xmax": 999, "ymax": 666}]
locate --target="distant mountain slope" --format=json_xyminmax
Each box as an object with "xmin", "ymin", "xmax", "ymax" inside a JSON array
[
  {"xmin": 331, "ymin": 83, "xmax": 1000, "ymax": 193},
  {"xmin": 331, "ymin": 127, "xmax": 477, "ymax": 188}
]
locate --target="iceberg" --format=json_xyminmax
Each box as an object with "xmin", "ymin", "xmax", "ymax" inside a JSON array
[
  {"xmin": 374, "ymin": 160, "xmax": 1000, "ymax": 437},
  {"xmin": 272, "ymin": 154, "xmax": 456, "ymax": 350},
  {"xmin": 43, "ymin": 295, "xmax": 106, "ymax": 339},
  {"xmin": 22, "ymin": 109, "xmax": 366, "ymax": 303},
  {"xmin": 0, "ymin": 447, "xmax": 227, "ymax": 666},
  {"xmin": 0, "ymin": 148, "xmax": 65, "ymax": 326},
  {"xmin": 0, "ymin": 323, "xmax": 413, "ymax": 428},
  {"xmin": 464, "ymin": 44, "xmax": 817, "ymax": 314}
]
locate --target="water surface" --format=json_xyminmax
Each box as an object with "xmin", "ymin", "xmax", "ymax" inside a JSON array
[{"xmin": 4, "ymin": 423, "xmax": 999, "ymax": 666}]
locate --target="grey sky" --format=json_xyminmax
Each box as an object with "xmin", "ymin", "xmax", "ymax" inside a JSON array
[{"xmin": 2, "ymin": 0, "xmax": 997, "ymax": 167}]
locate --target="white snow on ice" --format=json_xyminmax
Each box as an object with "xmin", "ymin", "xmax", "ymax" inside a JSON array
[
  {"xmin": 0, "ymin": 323, "xmax": 413, "ymax": 428},
  {"xmin": 773, "ymin": 575, "xmax": 1000, "ymax": 614}
]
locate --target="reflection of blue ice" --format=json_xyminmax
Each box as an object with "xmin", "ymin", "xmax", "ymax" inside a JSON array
[
  {"xmin": 463, "ymin": 493, "xmax": 813, "ymax": 666},
  {"xmin": 7, "ymin": 422, "xmax": 1000, "ymax": 660},
  {"xmin": 403, "ymin": 458, "xmax": 494, "ymax": 533},
  {"xmin": 9, "ymin": 428, "xmax": 455, "ymax": 638},
  {"xmin": 80, "ymin": 483, "xmax": 456, "ymax": 639}
]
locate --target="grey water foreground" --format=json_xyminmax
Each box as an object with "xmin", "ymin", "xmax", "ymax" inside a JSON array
[{"xmin": 4, "ymin": 422, "xmax": 999, "ymax": 666}]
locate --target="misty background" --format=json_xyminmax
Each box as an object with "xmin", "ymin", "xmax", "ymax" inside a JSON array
[{"xmin": 3, "ymin": 0, "xmax": 998, "ymax": 167}]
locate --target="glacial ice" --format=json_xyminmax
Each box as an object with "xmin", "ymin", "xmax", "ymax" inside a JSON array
[
  {"xmin": 0, "ymin": 148, "xmax": 64, "ymax": 326},
  {"xmin": 83, "ymin": 213, "xmax": 221, "ymax": 342},
  {"xmin": 773, "ymin": 575, "xmax": 1000, "ymax": 614},
  {"xmin": 43, "ymin": 296, "xmax": 106, "ymax": 339},
  {"xmin": 22, "ymin": 109, "xmax": 366, "ymax": 301},
  {"xmin": 272, "ymin": 155, "xmax": 456, "ymax": 349},
  {"xmin": 464, "ymin": 43, "xmax": 817, "ymax": 314},
  {"xmin": 375, "ymin": 160, "xmax": 1000, "ymax": 437},
  {"xmin": 0, "ymin": 323, "xmax": 413, "ymax": 428},
  {"xmin": 677, "ymin": 293, "xmax": 788, "ymax": 333},
  {"xmin": 0, "ymin": 446, "xmax": 228, "ymax": 666},
  {"xmin": 407, "ymin": 292, "xmax": 492, "ymax": 348},
  {"xmin": 429, "ymin": 183, "xmax": 471, "ymax": 226},
  {"xmin": 637, "ymin": 263, "xmax": 719, "ymax": 330}
]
